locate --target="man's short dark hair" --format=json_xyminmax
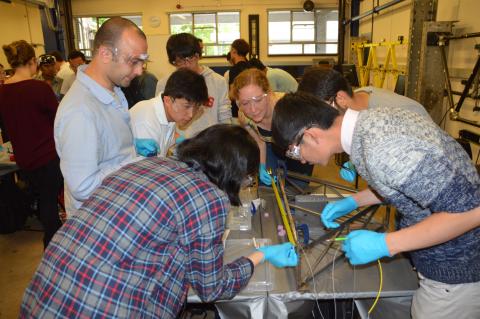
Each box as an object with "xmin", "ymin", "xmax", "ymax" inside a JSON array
[
  {"xmin": 93, "ymin": 17, "xmax": 146, "ymax": 56},
  {"xmin": 166, "ymin": 33, "xmax": 201, "ymax": 65},
  {"xmin": 68, "ymin": 50, "xmax": 86, "ymax": 62},
  {"xmin": 248, "ymin": 58, "xmax": 266, "ymax": 71},
  {"xmin": 48, "ymin": 50, "xmax": 65, "ymax": 62},
  {"xmin": 164, "ymin": 69, "xmax": 208, "ymax": 105},
  {"xmin": 177, "ymin": 124, "xmax": 260, "ymax": 206},
  {"xmin": 272, "ymin": 92, "xmax": 340, "ymax": 149},
  {"xmin": 231, "ymin": 39, "xmax": 250, "ymax": 57},
  {"xmin": 298, "ymin": 69, "xmax": 353, "ymax": 101}
]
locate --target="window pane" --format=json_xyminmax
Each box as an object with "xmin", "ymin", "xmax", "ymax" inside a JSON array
[
  {"xmin": 316, "ymin": 9, "xmax": 338, "ymax": 42},
  {"xmin": 326, "ymin": 21, "xmax": 338, "ymax": 41},
  {"xmin": 304, "ymin": 44, "xmax": 316, "ymax": 54},
  {"xmin": 205, "ymin": 45, "xmax": 230, "ymax": 56},
  {"xmin": 268, "ymin": 11, "xmax": 290, "ymax": 23},
  {"xmin": 97, "ymin": 17, "xmax": 109, "ymax": 27},
  {"xmin": 268, "ymin": 11, "xmax": 291, "ymax": 43},
  {"xmin": 74, "ymin": 16, "xmax": 142, "ymax": 59},
  {"xmin": 268, "ymin": 44, "xmax": 302, "ymax": 55},
  {"xmin": 194, "ymin": 13, "xmax": 216, "ymax": 43},
  {"xmin": 217, "ymin": 12, "xmax": 240, "ymax": 44},
  {"xmin": 123, "ymin": 15, "xmax": 143, "ymax": 28},
  {"xmin": 169, "ymin": 12, "xmax": 238, "ymax": 57},
  {"xmin": 74, "ymin": 17, "xmax": 97, "ymax": 52},
  {"xmin": 170, "ymin": 13, "xmax": 193, "ymax": 34},
  {"xmin": 315, "ymin": 43, "xmax": 338, "ymax": 54},
  {"xmin": 292, "ymin": 11, "xmax": 314, "ymax": 42},
  {"xmin": 268, "ymin": 8, "xmax": 338, "ymax": 55}
]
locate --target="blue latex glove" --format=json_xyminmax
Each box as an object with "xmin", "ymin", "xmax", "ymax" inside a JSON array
[
  {"xmin": 321, "ymin": 196, "xmax": 358, "ymax": 228},
  {"xmin": 134, "ymin": 138, "xmax": 159, "ymax": 157},
  {"xmin": 342, "ymin": 230, "xmax": 391, "ymax": 265},
  {"xmin": 340, "ymin": 161, "xmax": 356, "ymax": 183},
  {"xmin": 259, "ymin": 163, "xmax": 272, "ymax": 186},
  {"xmin": 257, "ymin": 242, "xmax": 298, "ymax": 268},
  {"xmin": 175, "ymin": 135, "xmax": 186, "ymax": 144}
]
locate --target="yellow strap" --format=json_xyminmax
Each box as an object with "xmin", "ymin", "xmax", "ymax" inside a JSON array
[{"xmin": 271, "ymin": 174, "xmax": 296, "ymax": 246}]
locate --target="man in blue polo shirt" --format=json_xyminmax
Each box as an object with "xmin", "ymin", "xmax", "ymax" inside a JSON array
[{"xmin": 54, "ymin": 17, "xmax": 149, "ymax": 216}]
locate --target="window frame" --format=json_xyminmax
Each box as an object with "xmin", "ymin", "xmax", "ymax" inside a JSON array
[
  {"xmin": 73, "ymin": 14, "xmax": 143, "ymax": 59},
  {"xmin": 267, "ymin": 8, "xmax": 339, "ymax": 57},
  {"xmin": 168, "ymin": 10, "xmax": 241, "ymax": 58}
]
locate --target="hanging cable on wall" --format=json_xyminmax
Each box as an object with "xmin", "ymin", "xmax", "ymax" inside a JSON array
[
  {"xmin": 370, "ymin": 0, "xmax": 375, "ymax": 42},
  {"xmin": 42, "ymin": 0, "xmax": 61, "ymax": 32},
  {"xmin": 24, "ymin": 0, "xmax": 33, "ymax": 44},
  {"xmin": 22, "ymin": 0, "xmax": 43, "ymax": 48}
]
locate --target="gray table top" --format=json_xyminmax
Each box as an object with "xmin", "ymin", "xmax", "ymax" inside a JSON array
[
  {"xmin": 0, "ymin": 161, "xmax": 18, "ymax": 177},
  {"xmin": 189, "ymin": 186, "xmax": 418, "ymax": 303},
  {"xmin": 258, "ymin": 188, "xmax": 418, "ymax": 300}
]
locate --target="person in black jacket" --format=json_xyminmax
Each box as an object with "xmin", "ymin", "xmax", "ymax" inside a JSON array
[{"xmin": 228, "ymin": 39, "xmax": 251, "ymax": 117}]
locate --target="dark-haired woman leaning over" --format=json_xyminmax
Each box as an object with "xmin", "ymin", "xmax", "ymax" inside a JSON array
[
  {"xmin": 0, "ymin": 40, "xmax": 63, "ymax": 248},
  {"xmin": 20, "ymin": 124, "xmax": 298, "ymax": 319}
]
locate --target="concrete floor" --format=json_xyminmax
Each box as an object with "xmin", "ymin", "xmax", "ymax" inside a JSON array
[
  {"xmin": 0, "ymin": 158, "xmax": 364, "ymax": 318},
  {"xmin": 0, "ymin": 228, "xmax": 43, "ymax": 318}
]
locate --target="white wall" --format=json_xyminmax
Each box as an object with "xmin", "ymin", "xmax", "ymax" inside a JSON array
[
  {"xmin": 355, "ymin": 0, "xmax": 411, "ymax": 90},
  {"xmin": 71, "ymin": 0, "xmax": 338, "ymax": 79},
  {"xmin": 437, "ymin": 0, "xmax": 480, "ymax": 159},
  {"xmin": 0, "ymin": 1, "xmax": 45, "ymax": 68},
  {"xmin": 4, "ymin": 0, "xmax": 476, "ymax": 159},
  {"xmin": 353, "ymin": 0, "xmax": 479, "ymax": 160}
]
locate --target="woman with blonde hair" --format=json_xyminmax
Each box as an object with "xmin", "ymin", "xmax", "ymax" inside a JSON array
[
  {"xmin": 0, "ymin": 40, "xmax": 63, "ymax": 248},
  {"xmin": 230, "ymin": 68, "xmax": 312, "ymax": 186}
]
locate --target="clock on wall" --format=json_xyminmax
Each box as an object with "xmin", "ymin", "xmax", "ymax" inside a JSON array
[{"xmin": 149, "ymin": 16, "xmax": 161, "ymax": 28}]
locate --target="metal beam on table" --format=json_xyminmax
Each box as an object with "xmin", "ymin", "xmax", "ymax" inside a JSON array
[
  {"xmin": 188, "ymin": 184, "xmax": 417, "ymax": 319},
  {"xmin": 259, "ymin": 189, "xmax": 418, "ymax": 319}
]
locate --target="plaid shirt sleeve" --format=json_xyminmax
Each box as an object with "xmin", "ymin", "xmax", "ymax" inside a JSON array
[
  {"xmin": 174, "ymin": 179, "xmax": 253, "ymax": 302},
  {"xmin": 19, "ymin": 159, "xmax": 254, "ymax": 318}
]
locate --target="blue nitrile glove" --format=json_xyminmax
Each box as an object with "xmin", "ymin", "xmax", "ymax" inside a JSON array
[
  {"xmin": 134, "ymin": 138, "xmax": 159, "ymax": 157},
  {"xmin": 175, "ymin": 135, "xmax": 186, "ymax": 144},
  {"xmin": 259, "ymin": 163, "xmax": 272, "ymax": 186},
  {"xmin": 342, "ymin": 230, "xmax": 391, "ymax": 265},
  {"xmin": 257, "ymin": 242, "xmax": 298, "ymax": 268},
  {"xmin": 321, "ymin": 196, "xmax": 358, "ymax": 228},
  {"xmin": 340, "ymin": 161, "xmax": 356, "ymax": 183}
]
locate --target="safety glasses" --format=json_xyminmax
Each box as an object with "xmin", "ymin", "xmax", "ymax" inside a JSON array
[
  {"xmin": 285, "ymin": 124, "xmax": 320, "ymax": 161},
  {"xmin": 172, "ymin": 55, "xmax": 197, "ymax": 66},
  {"xmin": 241, "ymin": 175, "xmax": 255, "ymax": 188},
  {"xmin": 37, "ymin": 54, "xmax": 56, "ymax": 66},
  {"xmin": 237, "ymin": 93, "xmax": 268, "ymax": 110},
  {"xmin": 110, "ymin": 47, "xmax": 149, "ymax": 68}
]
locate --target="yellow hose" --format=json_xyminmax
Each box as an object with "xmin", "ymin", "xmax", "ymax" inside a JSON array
[{"xmin": 270, "ymin": 173, "xmax": 296, "ymax": 246}]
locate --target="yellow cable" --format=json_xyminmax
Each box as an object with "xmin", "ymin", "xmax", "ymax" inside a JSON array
[
  {"xmin": 368, "ymin": 260, "xmax": 383, "ymax": 315},
  {"xmin": 270, "ymin": 173, "xmax": 296, "ymax": 246},
  {"xmin": 277, "ymin": 174, "xmax": 298, "ymax": 245}
]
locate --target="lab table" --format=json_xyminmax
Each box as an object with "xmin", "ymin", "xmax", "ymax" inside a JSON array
[
  {"xmin": 188, "ymin": 187, "xmax": 419, "ymax": 318},
  {"xmin": 0, "ymin": 160, "xmax": 18, "ymax": 177}
]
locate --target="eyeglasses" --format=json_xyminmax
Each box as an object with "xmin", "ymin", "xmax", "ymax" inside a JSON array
[
  {"xmin": 285, "ymin": 124, "xmax": 319, "ymax": 161},
  {"xmin": 172, "ymin": 55, "xmax": 196, "ymax": 66},
  {"xmin": 327, "ymin": 95, "xmax": 348, "ymax": 113},
  {"xmin": 170, "ymin": 97, "xmax": 202, "ymax": 112},
  {"xmin": 237, "ymin": 93, "xmax": 268, "ymax": 109},
  {"xmin": 241, "ymin": 175, "xmax": 255, "ymax": 188},
  {"xmin": 38, "ymin": 54, "xmax": 56, "ymax": 66},
  {"xmin": 327, "ymin": 96, "xmax": 337, "ymax": 108},
  {"xmin": 110, "ymin": 47, "xmax": 149, "ymax": 68}
]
